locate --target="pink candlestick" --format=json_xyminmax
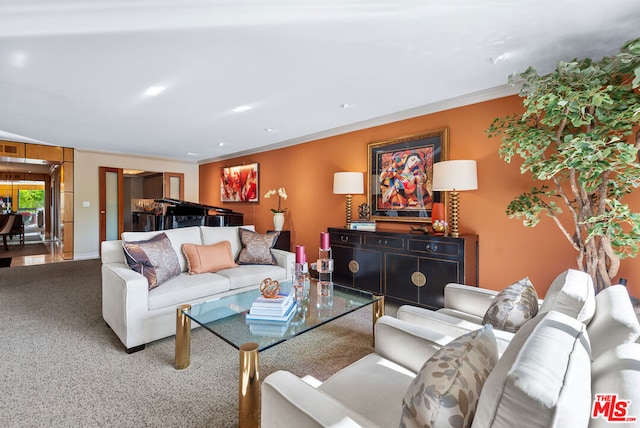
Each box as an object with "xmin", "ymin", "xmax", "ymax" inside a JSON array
[
  {"xmin": 295, "ymin": 245, "xmax": 305, "ymax": 263},
  {"xmin": 320, "ymin": 232, "xmax": 330, "ymax": 250}
]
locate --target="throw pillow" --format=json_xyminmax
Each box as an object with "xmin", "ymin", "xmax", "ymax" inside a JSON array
[
  {"xmin": 236, "ymin": 228, "xmax": 280, "ymax": 265},
  {"xmin": 122, "ymin": 232, "xmax": 181, "ymax": 289},
  {"xmin": 482, "ymin": 277, "xmax": 539, "ymax": 333},
  {"xmin": 182, "ymin": 241, "xmax": 238, "ymax": 274},
  {"xmin": 400, "ymin": 324, "xmax": 498, "ymax": 428},
  {"xmin": 538, "ymin": 268, "xmax": 595, "ymax": 323}
]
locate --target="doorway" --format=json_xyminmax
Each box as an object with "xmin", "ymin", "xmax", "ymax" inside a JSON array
[{"xmin": 99, "ymin": 168, "xmax": 184, "ymax": 246}]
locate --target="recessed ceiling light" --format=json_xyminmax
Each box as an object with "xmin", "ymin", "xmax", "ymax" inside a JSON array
[
  {"xmin": 340, "ymin": 103, "xmax": 352, "ymax": 109},
  {"xmin": 264, "ymin": 128, "xmax": 276, "ymax": 132},
  {"xmin": 218, "ymin": 142, "xmax": 224, "ymax": 147},
  {"xmin": 233, "ymin": 105, "xmax": 252, "ymax": 113},
  {"xmin": 144, "ymin": 86, "xmax": 166, "ymax": 96},
  {"xmin": 10, "ymin": 52, "xmax": 27, "ymax": 68},
  {"xmin": 187, "ymin": 152, "xmax": 199, "ymax": 156}
]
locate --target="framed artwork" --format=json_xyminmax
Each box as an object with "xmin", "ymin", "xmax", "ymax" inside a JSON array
[
  {"xmin": 367, "ymin": 128, "xmax": 449, "ymax": 222},
  {"xmin": 220, "ymin": 162, "xmax": 259, "ymax": 202}
]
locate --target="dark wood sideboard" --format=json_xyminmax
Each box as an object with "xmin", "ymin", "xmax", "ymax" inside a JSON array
[{"xmin": 328, "ymin": 228, "xmax": 478, "ymax": 310}]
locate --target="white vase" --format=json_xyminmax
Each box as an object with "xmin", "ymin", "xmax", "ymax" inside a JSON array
[{"xmin": 273, "ymin": 212, "xmax": 285, "ymax": 231}]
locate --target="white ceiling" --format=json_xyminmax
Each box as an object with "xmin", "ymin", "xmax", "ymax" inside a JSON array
[{"xmin": 0, "ymin": 0, "xmax": 639, "ymax": 164}]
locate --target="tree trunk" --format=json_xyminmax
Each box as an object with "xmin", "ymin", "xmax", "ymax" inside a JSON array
[{"xmin": 583, "ymin": 243, "xmax": 616, "ymax": 293}]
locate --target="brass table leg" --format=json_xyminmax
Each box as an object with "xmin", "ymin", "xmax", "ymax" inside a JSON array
[
  {"xmin": 175, "ymin": 304, "xmax": 191, "ymax": 370},
  {"xmin": 372, "ymin": 296, "xmax": 385, "ymax": 346},
  {"xmin": 239, "ymin": 342, "xmax": 260, "ymax": 428}
]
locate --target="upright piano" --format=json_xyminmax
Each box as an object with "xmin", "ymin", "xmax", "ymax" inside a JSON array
[{"xmin": 131, "ymin": 198, "xmax": 244, "ymax": 232}]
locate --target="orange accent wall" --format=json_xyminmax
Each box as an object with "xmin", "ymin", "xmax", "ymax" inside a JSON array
[{"xmin": 200, "ymin": 95, "xmax": 640, "ymax": 298}]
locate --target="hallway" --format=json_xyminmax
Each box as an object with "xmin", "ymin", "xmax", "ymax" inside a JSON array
[{"xmin": 1, "ymin": 225, "xmax": 66, "ymax": 268}]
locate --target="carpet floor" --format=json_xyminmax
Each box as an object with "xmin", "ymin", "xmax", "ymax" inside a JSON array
[{"xmin": 0, "ymin": 259, "xmax": 391, "ymax": 427}]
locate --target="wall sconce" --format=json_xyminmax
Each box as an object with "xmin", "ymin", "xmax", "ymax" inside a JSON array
[
  {"xmin": 432, "ymin": 160, "xmax": 478, "ymax": 238},
  {"xmin": 333, "ymin": 172, "xmax": 364, "ymax": 229}
]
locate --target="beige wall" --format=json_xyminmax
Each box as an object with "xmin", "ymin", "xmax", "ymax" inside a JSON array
[{"xmin": 73, "ymin": 150, "xmax": 199, "ymax": 259}]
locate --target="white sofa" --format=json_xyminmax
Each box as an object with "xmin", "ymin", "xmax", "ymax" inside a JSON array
[
  {"xmin": 262, "ymin": 270, "xmax": 640, "ymax": 427},
  {"xmin": 101, "ymin": 225, "xmax": 294, "ymax": 352}
]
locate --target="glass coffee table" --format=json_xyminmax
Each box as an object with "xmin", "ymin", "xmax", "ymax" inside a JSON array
[{"xmin": 174, "ymin": 280, "xmax": 384, "ymax": 428}]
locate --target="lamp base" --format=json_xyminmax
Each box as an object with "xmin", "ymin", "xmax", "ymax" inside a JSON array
[
  {"xmin": 448, "ymin": 191, "xmax": 460, "ymax": 238},
  {"xmin": 345, "ymin": 194, "xmax": 353, "ymax": 229}
]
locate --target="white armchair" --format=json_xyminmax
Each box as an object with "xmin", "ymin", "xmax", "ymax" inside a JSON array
[
  {"xmin": 262, "ymin": 316, "xmax": 451, "ymax": 427},
  {"xmin": 263, "ymin": 272, "xmax": 640, "ymax": 428}
]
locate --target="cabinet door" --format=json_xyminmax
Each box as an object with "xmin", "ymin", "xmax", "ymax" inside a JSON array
[
  {"xmin": 385, "ymin": 253, "xmax": 458, "ymax": 309},
  {"xmin": 352, "ymin": 247, "xmax": 382, "ymax": 293},
  {"xmin": 332, "ymin": 245, "xmax": 355, "ymax": 286},
  {"xmin": 417, "ymin": 258, "xmax": 458, "ymax": 309},
  {"xmin": 385, "ymin": 253, "xmax": 419, "ymax": 303},
  {"xmin": 332, "ymin": 245, "xmax": 382, "ymax": 293}
]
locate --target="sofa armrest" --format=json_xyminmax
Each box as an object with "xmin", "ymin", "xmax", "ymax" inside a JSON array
[
  {"xmin": 397, "ymin": 305, "xmax": 481, "ymax": 333},
  {"xmin": 374, "ymin": 315, "xmax": 452, "ymax": 373},
  {"xmin": 271, "ymin": 249, "xmax": 295, "ymax": 280},
  {"xmin": 101, "ymin": 239, "xmax": 127, "ymax": 264},
  {"xmin": 101, "ymin": 262, "xmax": 150, "ymax": 349},
  {"xmin": 444, "ymin": 283, "xmax": 498, "ymax": 318},
  {"xmin": 262, "ymin": 370, "xmax": 377, "ymax": 428}
]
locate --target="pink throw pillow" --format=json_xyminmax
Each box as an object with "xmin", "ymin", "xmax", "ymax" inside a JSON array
[{"xmin": 182, "ymin": 241, "xmax": 237, "ymax": 274}]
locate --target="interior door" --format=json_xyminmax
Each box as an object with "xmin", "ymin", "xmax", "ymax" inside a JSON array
[
  {"xmin": 99, "ymin": 167, "xmax": 124, "ymax": 246},
  {"xmin": 164, "ymin": 172, "xmax": 184, "ymax": 200}
]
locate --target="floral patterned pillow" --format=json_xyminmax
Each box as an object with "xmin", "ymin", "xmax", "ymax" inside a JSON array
[
  {"xmin": 400, "ymin": 324, "xmax": 498, "ymax": 428},
  {"xmin": 482, "ymin": 277, "xmax": 539, "ymax": 333}
]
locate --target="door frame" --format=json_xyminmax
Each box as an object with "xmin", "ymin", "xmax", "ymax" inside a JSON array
[
  {"xmin": 164, "ymin": 172, "xmax": 184, "ymax": 200},
  {"xmin": 99, "ymin": 166, "xmax": 124, "ymax": 247}
]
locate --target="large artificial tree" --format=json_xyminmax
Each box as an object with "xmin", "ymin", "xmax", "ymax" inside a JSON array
[{"xmin": 488, "ymin": 38, "xmax": 640, "ymax": 292}]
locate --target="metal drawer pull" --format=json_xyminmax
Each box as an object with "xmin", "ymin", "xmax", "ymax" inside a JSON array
[
  {"xmin": 425, "ymin": 244, "xmax": 438, "ymax": 252},
  {"xmin": 411, "ymin": 272, "xmax": 427, "ymax": 287},
  {"xmin": 341, "ymin": 235, "xmax": 349, "ymax": 242},
  {"xmin": 348, "ymin": 260, "xmax": 360, "ymax": 273},
  {"xmin": 377, "ymin": 239, "xmax": 388, "ymax": 245}
]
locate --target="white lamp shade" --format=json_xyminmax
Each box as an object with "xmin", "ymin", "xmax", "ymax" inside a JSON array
[
  {"xmin": 333, "ymin": 172, "xmax": 364, "ymax": 194},
  {"xmin": 432, "ymin": 160, "xmax": 478, "ymax": 191}
]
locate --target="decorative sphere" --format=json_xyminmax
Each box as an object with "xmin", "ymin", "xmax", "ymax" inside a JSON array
[{"xmin": 260, "ymin": 278, "xmax": 281, "ymax": 298}]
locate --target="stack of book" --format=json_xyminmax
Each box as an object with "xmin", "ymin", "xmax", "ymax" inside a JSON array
[
  {"xmin": 349, "ymin": 220, "xmax": 376, "ymax": 231},
  {"xmin": 247, "ymin": 320, "xmax": 291, "ymax": 336},
  {"xmin": 246, "ymin": 293, "xmax": 296, "ymax": 322}
]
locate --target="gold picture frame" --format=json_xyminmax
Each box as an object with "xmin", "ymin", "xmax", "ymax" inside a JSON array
[{"xmin": 367, "ymin": 128, "xmax": 449, "ymax": 222}]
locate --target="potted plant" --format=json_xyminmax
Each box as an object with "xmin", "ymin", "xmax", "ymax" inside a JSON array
[
  {"xmin": 488, "ymin": 38, "xmax": 640, "ymax": 292},
  {"xmin": 264, "ymin": 187, "xmax": 288, "ymax": 231}
]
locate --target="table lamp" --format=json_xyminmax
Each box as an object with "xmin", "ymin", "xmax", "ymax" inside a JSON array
[
  {"xmin": 333, "ymin": 172, "xmax": 364, "ymax": 229},
  {"xmin": 431, "ymin": 160, "xmax": 478, "ymax": 238}
]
